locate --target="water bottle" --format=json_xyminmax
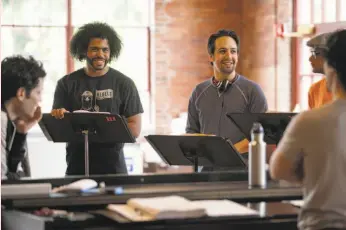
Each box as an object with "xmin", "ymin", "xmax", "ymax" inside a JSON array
[{"xmin": 248, "ymin": 122, "xmax": 267, "ymax": 188}]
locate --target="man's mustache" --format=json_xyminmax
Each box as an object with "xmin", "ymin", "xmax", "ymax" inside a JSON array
[{"xmin": 92, "ymin": 58, "xmax": 106, "ymax": 61}]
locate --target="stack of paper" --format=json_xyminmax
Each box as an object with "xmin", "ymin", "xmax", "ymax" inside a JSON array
[{"xmin": 107, "ymin": 195, "xmax": 259, "ymax": 221}]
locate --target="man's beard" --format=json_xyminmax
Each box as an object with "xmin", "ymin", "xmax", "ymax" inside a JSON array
[
  {"xmin": 86, "ymin": 57, "xmax": 108, "ymax": 71},
  {"xmin": 220, "ymin": 66, "xmax": 235, "ymax": 75}
]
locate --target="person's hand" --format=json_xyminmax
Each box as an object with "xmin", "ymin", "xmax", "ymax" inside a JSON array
[
  {"xmin": 233, "ymin": 139, "xmax": 249, "ymax": 154},
  {"xmin": 15, "ymin": 106, "xmax": 42, "ymax": 134},
  {"xmin": 51, "ymin": 108, "xmax": 69, "ymax": 119}
]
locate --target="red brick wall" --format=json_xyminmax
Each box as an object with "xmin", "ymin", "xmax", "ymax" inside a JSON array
[{"xmin": 154, "ymin": 0, "xmax": 292, "ymax": 134}]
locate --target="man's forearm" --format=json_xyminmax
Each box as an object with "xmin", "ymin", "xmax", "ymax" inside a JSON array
[{"xmin": 127, "ymin": 121, "xmax": 141, "ymax": 138}]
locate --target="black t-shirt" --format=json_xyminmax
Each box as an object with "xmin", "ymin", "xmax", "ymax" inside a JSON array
[{"xmin": 52, "ymin": 68, "xmax": 144, "ymax": 175}]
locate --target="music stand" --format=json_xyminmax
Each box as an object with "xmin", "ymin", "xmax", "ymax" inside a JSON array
[
  {"xmin": 39, "ymin": 112, "xmax": 135, "ymax": 176},
  {"xmin": 145, "ymin": 135, "xmax": 247, "ymax": 172},
  {"xmin": 226, "ymin": 113, "xmax": 297, "ymax": 145}
]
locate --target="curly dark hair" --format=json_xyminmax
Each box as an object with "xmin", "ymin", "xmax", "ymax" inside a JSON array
[
  {"xmin": 70, "ymin": 22, "xmax": 122, "ymax": 62},
  {"xmin": 1, "ymin": 55, "xmax": 46, "ymax": 104},
  {"xmin": 323, "ymin": 29, "xmax": 346, "ymax": 91},
  {"xmin": 207, "ymin": 29, "xmax": 240, "ymax": 66}
]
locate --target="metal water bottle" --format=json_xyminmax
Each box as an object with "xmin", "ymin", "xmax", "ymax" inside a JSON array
[{"xmin": 248, "ymin": 122, "xmax": 267, "ymax": 188}]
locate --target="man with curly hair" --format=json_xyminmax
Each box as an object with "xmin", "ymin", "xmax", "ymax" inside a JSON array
[
  {"xmin": 1, "ymin": 55, "xmax": 46, "ymax": 180},
  {"xmin": 51, "ymin": 22, "xmax": 143, "ymax": 176}
]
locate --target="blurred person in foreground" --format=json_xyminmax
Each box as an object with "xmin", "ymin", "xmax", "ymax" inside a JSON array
[{"xmin": 270, "ymin": 29, "xmax": 346, "ymax": 230}]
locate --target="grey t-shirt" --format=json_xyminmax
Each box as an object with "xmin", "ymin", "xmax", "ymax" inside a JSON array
[
  {"xmin": 276, "ymin": 99, "xmax": 346, "ymax": 230},
  {"xmin": 186, "ymin": 75, "xmax": 268, "ymax": 143}
]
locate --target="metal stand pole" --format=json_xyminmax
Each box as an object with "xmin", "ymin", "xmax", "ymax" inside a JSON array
[
  {"xmin": 194, "ymin": 157, "xmax": 199, "ymax": 173},
  {"xmin": 82, "ymin": 130, "xmax": 89, "ymax": 176}
]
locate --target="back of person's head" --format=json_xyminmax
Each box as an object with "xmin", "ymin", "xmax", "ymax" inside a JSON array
[
  {"xmin": 207, "ymin": 29, "xmax": 240, "ymax": 55},
  {"xmin": 70, "ymin": 21, "xmax": 122, "ymax": 62},
  {"xmin": 323, "ymin": 29, "xmax": 346, "ymax": 91},
  {"xmin": 1, "ymin": 55, "xmax": 46, "ymax": 105}
]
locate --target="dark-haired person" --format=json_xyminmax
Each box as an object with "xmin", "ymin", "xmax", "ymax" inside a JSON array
[
  {"xmin": 51, "ymin": 22, "xmax": 143, "ymax": 176},
  {"xmin": 186, "ymin": 29, "xmax": 268, "ymax": 170},
  {"xmin": 306, "ymin": 32, "xmax": 333, "ymax": 109},
  {"xmin": 270, "ymin": 29, "xmax": 346, "ymax": 230},
  {"xmin": 1, "ymin": 55, "xmax": 46, "ymax": 180}
]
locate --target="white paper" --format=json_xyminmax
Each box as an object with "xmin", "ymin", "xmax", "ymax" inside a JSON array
[
  {"xmin": 288, "ymin": 200, "xmax": 304, "ymax": 207},
  {"xmin": 73, "ymin": 110, "xmax": 110, "ymax": 114},
  {"xmin": 128, "ymin": 196, "xmax": 203, "ymax": 213},
  {"xmin": 107, "ymin": 204, "xmax": 153, "ymax": 221},
  {"xmin": 192, "ymin": 200, "xmax": 259, "ymax": 217}
]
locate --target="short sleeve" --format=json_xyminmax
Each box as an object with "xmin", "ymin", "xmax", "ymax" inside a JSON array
[
  {"xmin": 121, "ymin": 78, "xmax": 144, "ymax": 118},
  {"xmin": 275, "ymin": 113, "xmax": 307, "ymax": 162},
  {"xmin": 52, "ymin": 78, "xmax": 69, "ymax": 110}
]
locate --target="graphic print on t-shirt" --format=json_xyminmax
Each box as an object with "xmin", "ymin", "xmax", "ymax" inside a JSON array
[
  {"xmin": 96, "ymin": 89, "xmax": 113, "ymax": 100},
  {"xmin": 80, "ymin": 89, "xmax": 114, "ymax": 112},
  {"xmin": 81, "ymin": 91, "xmax": 93, "ymax": 111}
]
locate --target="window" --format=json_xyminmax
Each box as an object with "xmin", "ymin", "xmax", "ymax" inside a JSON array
[
  {"xmin": 71, "ymin": 0, "xmax": 150, "ymax": 27},
  {"xmin": 340, "ymin": 0, "xmax": 346, "ymax": 21},
  {"xmin": 2, "ymin": 0, "xmax": 67, "ymax": 25},
  {"xmin": 297, "ymin": 0, "xmax": 311, "ymax": 24},
  {"xmin": 323, "ymin": 0, "xmax": 337, "ymax": 22},
  {"xmin": 1, "ymin": 0, "xmax": 153, "ymax": 178},
  {"xmin": 312, "ymin": 0, "xmax": 323, "ymax": 23}
]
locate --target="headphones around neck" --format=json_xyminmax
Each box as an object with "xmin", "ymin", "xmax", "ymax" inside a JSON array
[
  {"xmin": 217, "ymin": 79, "xmax": 229, "ymax": 93},
  {"xmin": 213, "ymin": 75, "xmax": 238, "ymax": 94}
]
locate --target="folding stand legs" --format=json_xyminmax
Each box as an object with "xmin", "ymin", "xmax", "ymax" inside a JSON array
[{"xmin": 82, "ymin": 130, "xmax": 89, "ymax": 176}]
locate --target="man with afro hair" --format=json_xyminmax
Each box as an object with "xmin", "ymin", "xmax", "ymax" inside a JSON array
[{"xmin": 51, "ymin": 22, "xmax": 143, "ymax": 176}]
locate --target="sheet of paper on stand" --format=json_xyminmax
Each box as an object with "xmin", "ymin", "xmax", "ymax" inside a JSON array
[
  {"xmin": 51, "ymin": 179, "xmax": 98, "ymax": 193},
  {"xmin": 73, "ymin": 110, "xmax": 110, "ymax": 114}
]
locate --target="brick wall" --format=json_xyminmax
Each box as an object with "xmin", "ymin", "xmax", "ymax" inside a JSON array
[{"xmin": 154, "ymin": 0, "xmax": 292, "ymax": 134}]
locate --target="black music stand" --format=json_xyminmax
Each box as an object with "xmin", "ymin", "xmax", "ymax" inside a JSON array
[
  {"xmin": 227, "ymin": 113, "xmax": 297, "ymax": 145},
  {"xmin": 145, "ymin": 135, "xmax": 247, "ymax": 172},
  {"xmin": 39, "ymin": 112, "xmax": 135, "ymax": 176}
]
